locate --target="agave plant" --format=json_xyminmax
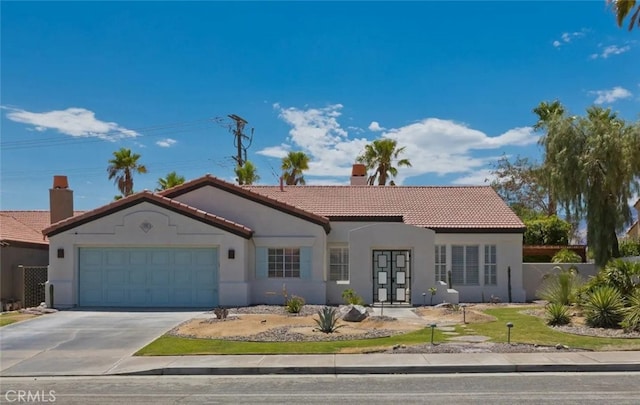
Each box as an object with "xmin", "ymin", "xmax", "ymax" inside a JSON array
[
  {"xmin": 545, "ymin": 302, "xmax": 571, "ymax": 326},
  {"xmin": 537, "ymin": 266, "xmax": 582, "ymax": 305},
  {"xmin": 584, "ymin": 285, "xmax": 624, "ymax": 329},
  {"xmin": 621, "ymin": 289, "xmax": 640, "ymax": 332},
  {"xmin": 314, "ymin": 306, "xmax": 344, "ymax": 333}
]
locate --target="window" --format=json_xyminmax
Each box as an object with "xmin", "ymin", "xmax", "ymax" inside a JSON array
[
  {"xmin": 451, "ymin": 245, "xmax": 479, "ymax": 285},
  {"xmin": 268, "ymin": 248, "xmax": 300, "ymax": 278},
  {"xmin": 435, "ymin": 245, "xmax": 447, "ymax": 282},
  {"xmin": 329, "ymin": 247, "xmax": 349, "ymax": 281},
  {"xmin": 484, "ymin": 245, "xmax": 497, "ymax": 285}
]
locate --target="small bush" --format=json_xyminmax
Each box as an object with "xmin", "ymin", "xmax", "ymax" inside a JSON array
[
  {"xmin": 620, "ymin": 238, "xmax": 640, "ymax": 257},
  {"xmin": 551, "ymin": 249, "xmax": 581, "ymax": 263},
  {"xmin": 537, "ymin": 266, "xmax": 582, "ymax": 305},
  {"xmin": 341, "ymin": 289, "xmax": 364, "ymax": 305},
  {"xmin": 285, "ymin": 295, "xmax": 305, "ymax": 314},
  {"xmin": 314, "ymin": 306, "xmax": 344, "ymax": 333},
  {"xmin": 621, "ymin": 289, "xmax": 640, "ymax": 332},
  {"xmin": 545, "ymin": 302, "xmax": 571, "ymax": 326},
  {"xmin": 584, "ymin": 286, "xmax": 624, "ymax": 328}
]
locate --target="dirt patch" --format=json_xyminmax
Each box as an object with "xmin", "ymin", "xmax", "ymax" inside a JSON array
[
  {"xmin": 414, "ymin": 306, "xmax": 496, "ymax": 324},
  {"xmin": 173, "ymin": 313, "xmax": 421, "ymax": 341}
]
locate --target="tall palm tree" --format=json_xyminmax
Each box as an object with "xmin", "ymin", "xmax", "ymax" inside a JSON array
[
  {"xmin": 235, "ymin": 160, "xmax": 260, "ymax": 185},
  {"xmin": 357, "ymin": 138, "xmax": 411, "ymax": 186},
  {"xmin": 156, "ymin": 171, "xmax": 185, "ymax": 191},
  {"xmin": 107, "ymin": 147, "xmax": 147, "ymax": 197},
  {"xmin": 609, "ymin": 0, "xmax": 640, "ymax": 30},
  {"xmin": 281, "ymin": 151, "xmax": 310, "ymax": 185}
]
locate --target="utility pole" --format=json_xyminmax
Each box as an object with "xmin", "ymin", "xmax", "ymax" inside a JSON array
[{"xmin": 228, "ymin": 114, "xmax": 252, "ymax": 168}]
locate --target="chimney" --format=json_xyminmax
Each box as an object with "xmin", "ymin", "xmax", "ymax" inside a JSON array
[
  {"xmin": 50, "ymin": 175, "xmax": 74, "ymax": 224},
  {"xmin": 350, "ymin": 164, "xmax": 368, "ymax": 186}
]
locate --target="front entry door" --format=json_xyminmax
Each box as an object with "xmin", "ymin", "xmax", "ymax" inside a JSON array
[{"xmin": 373, "ymin": 250, "xmax": 411, "ymax": 304}]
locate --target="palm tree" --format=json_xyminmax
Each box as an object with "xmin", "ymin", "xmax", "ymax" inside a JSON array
[
  {"xmin": 281, "ymin": 151, "xmax": 310, "ymax": 185},
  {"xmin": 609, "ymin": 0, "xmax": 640, "ymax": 30},
  {"xmin": 235, "ymin": 160, "xmax": 260, "ymax": 185},
  {"xmin": 107, "ymin": 147, "xmax": 147, "ymax": 197},
  {"xmin": 156, "ymin": 171, "xmax": 185, "ymax": 191},
  {"xmin": 357, "ymin": 138, "xmax": 411, "ymax": 185}
]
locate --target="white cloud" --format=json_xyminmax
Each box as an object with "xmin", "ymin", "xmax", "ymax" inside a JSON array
[
  {"xmin": 259, "ymin": 104, "xmax": 540, "ymax": 184},
  {"xmin": 553, "ymin": 30, "xmax": 587, "ymax": 47},
  {"xmin": 3, "ymin": 107, "xmax": 139, "ymax": 140},
  {"xmin": 368, "ymin": 121, "xmax": 385, "ymax": 131},
  {"xmin": 451, "ymin": 169, "xmax": 496, "ymax": 186},
  {"xmin": 155, "ymin": 138, "xmax": 177, "ymax": 148},
  {"xmin": 591, "ymin": 44, "xmax": 631, "ymax": 59},
  {"xmin": 590, "ymin": 86, "xmax": 632, "ymax": 104},
  {"xmin": 256, "ymin": 144, "xmax": 290, "ymax": 158}
]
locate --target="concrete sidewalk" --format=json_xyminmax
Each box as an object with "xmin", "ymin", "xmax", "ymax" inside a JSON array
[{"xmin": 37, "ymin": 351, "xmax": 640, "ymax": 376}]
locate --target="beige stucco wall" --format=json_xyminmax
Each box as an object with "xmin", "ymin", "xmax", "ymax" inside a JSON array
[
  {"xmin": 47, "ymin": 202, "xmax": 248, "ymax": 308},
  {"xmin": 174, "ymin": 187, "xmax": 328, "ymax": 305},
  {"xmin": 1, "ymin": 245, "xmax": 48, "ymax": 303},
  {"xmin": 522, "ymin": 263, "xmax": 598, "ymax": 302},
  {"xmin": 433, "ymin": 233, "xmax": 525, "ymax": 303}
]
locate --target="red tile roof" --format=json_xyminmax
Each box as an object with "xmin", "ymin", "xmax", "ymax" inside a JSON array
[
  {"xmin": 43, "ymin": 191, "xmax": 254, "ymax": 239},
  {"xmin": 0, "ymin": 211, "xmax": 84, "ymax": 245},
  {"xmin": 244, "ymin": 185, "xmax": 525, "ymax": 232}
]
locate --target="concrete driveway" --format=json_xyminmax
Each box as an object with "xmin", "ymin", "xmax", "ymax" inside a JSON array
[{"xmin": 0, "ymin": 310, "xmax": 201, "ymax": 376}]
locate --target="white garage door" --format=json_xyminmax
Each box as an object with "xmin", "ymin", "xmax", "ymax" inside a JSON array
[{"xmin": 79, "ymin": 247, "xmax": 218, "ymax": 308}]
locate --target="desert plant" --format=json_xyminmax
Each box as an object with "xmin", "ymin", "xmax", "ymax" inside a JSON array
[
  {"xmin": 314, "ymin": 306, "xmax": 344, "ymax": 333},
  {"xmin": 285, "ymin": 295, "xmax": 305, "ymax": 314},
  {"xmin": 213, "ymin": 307, "xmax": 229, "ymax": 320},
  {"xmin": 584, "ymin": 285, "xmax": 625, "ymax": 329},
  {"xmin": 341, "ymin": 288, "xmax": 364, "ymax": 305},
  {"xmin": 602, "ymin": 259, "xmax": 640, "ymax": 298},
  {"xmin": 428, "ymin": 287, "xmax": 437, "ymax": 305},
  {"xmin": 551, "ymin": 249, "xmax": 582, "ymax": 263},
  {"xmin": 545, "ymin": 302, "xmax": 571, "ymax": 326},
  {"xmin": 621, "ymin": 289, "xmax": 640, "ymax": 332},
  {"xmin": 537, "ymin": 266, "xmax": 582, "ymax": 305}
]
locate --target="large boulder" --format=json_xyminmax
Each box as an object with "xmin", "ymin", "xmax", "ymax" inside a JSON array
[{"xmin": 340, "ymin": 304, "xmax": 369, "ymax": 322}]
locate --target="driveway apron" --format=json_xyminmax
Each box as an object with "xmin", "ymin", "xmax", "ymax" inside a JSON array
[{"xmin": 0, "ymin": 310, "xmax": 200, "ymax": 376}]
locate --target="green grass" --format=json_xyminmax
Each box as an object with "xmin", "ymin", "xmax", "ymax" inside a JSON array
[
  {"xmin": 137, "ymin": 306, "xmax": 640, "ymax": 356},
  {"xmin": 0, "ymin": 312, "xmax": 36, "ymax": 327},
  {"xmin": 456, "ymin": 307, "xmax": 640, "ymax": 351},
  {"xmin": 136, "ymin": 328, "xmax": 447, "ymax": 356}
]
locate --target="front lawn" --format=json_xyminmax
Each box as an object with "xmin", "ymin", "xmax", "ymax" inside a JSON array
[
  {"xmin": 456, "ymin": 307, "xmax": 640, "ymax": 351},
  {"xmin": 0, "ymin": 311, "xmax": 38, "ymax": 327}
]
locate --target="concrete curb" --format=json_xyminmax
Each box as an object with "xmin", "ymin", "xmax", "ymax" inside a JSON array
[{"xmin": 117, "ymin": 363, "xmax": 640, "ymax": 376}]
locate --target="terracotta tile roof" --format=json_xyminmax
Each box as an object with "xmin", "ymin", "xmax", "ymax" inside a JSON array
[
  {"xmin": 43, "ymin": 191, "xmax": 254, "ymax": 239},
  {"xmin": 0, "ymin": 211, "xmax": 84, "ymax": 245},
  {"xmin": 160, "ymin": 175, "xmax": 332, "ymax": 232},
  {"xmin": 243, "ymin": 185, "xmax": 525, "ymax": 232}
]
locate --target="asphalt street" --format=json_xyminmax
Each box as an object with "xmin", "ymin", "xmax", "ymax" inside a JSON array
[{"xmin": 1, "ymin": 372, "xmax": 639, "ymax": 404}]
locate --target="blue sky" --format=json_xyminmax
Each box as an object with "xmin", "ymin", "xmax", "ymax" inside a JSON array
[{"xmin": 1, "ymin": 1, "xmax": 638, "ymax": 211}]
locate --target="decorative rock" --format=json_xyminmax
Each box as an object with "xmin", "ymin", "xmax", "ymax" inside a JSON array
[
  {"xmin": 340, "ymin": 305, "xmax": 369, "ymax": 322},
  {"xmin": 555, "ymin": 343, "xmax": 569, "ymax": 350}
]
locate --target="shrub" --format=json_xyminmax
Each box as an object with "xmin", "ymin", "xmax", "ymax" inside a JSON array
[
  {"xmin": 545, "ymin": 302, "xmax": 571, "ymax": 326},
  {"xmin": 619, "ymin": 238, "xmax": 640, "ymax": 257},
  {"xmin": 551, "ymin": 249, "xmax": 582, "ymax": 263},
  {"xmin": 524, "ymin": 215, "xmax": 571, "ymax": 246},
  {"xmin": 285, "ymin": 295, "xmax": 305, "ymax": 314},
  {"xmin": 584, "ymin": 286, "xmax": 624, "ymax": 328},
  {"xmin": 314, "ymin": 306, "xmax": 344, "ymax": 333},
  {"xmin": 537, "ymin": 266, "xmax": 582, "ymax": 305},
  {"xmin": 341, "ymin": 288, "xmax": 364, "ymax": 305},
  {"xmin": 602, "ymin": 259, "xmax": 640, "ymax": 298},
  {"xmin": 621, "ymin": 289, "xmax": 640, "ymax": 332}
]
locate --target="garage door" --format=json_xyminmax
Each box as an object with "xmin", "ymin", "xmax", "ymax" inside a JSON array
[{"xmin": 79, "ymin": 247, "xmax": 218, "ymax": 308}]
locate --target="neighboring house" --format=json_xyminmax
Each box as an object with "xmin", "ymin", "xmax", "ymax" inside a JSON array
[
  {"xmin": 1, "ymin": 176, "xmax": 84, "ymax": 308},
  {"xmin": 626, "ymin": 199, "xmax": 640, "ymax": 239},
  {"xmin": 43, "ymin": 166, "xmax": 526, "ymax": 309}
]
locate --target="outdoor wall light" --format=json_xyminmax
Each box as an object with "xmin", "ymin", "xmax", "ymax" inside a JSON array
[
  {"xmin": 57, "ymin": 248, "xmax": 64, "ymax": 259},
  {"xmin": 430, "ymin": 323, "xmax": 437, "ymax": 345},
  {"xmin": 228, "ymin": 249, "xmax": 235, "ymax": 259},
  {"xmin": 506, "ymin": 322, "xmax": 514, "ymax": 344}
]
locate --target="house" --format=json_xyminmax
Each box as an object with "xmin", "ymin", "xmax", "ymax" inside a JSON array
[
  {"xmin": 43, "ymin": 165, "xmax": 526, "ymax": 309},
  {"xmin": 626, "ymin": 199, "xmax": 640, "ymax": 239},
  {"xmin": 1, "ymin": 176, "xmax": 82, "ymax": 308}
]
